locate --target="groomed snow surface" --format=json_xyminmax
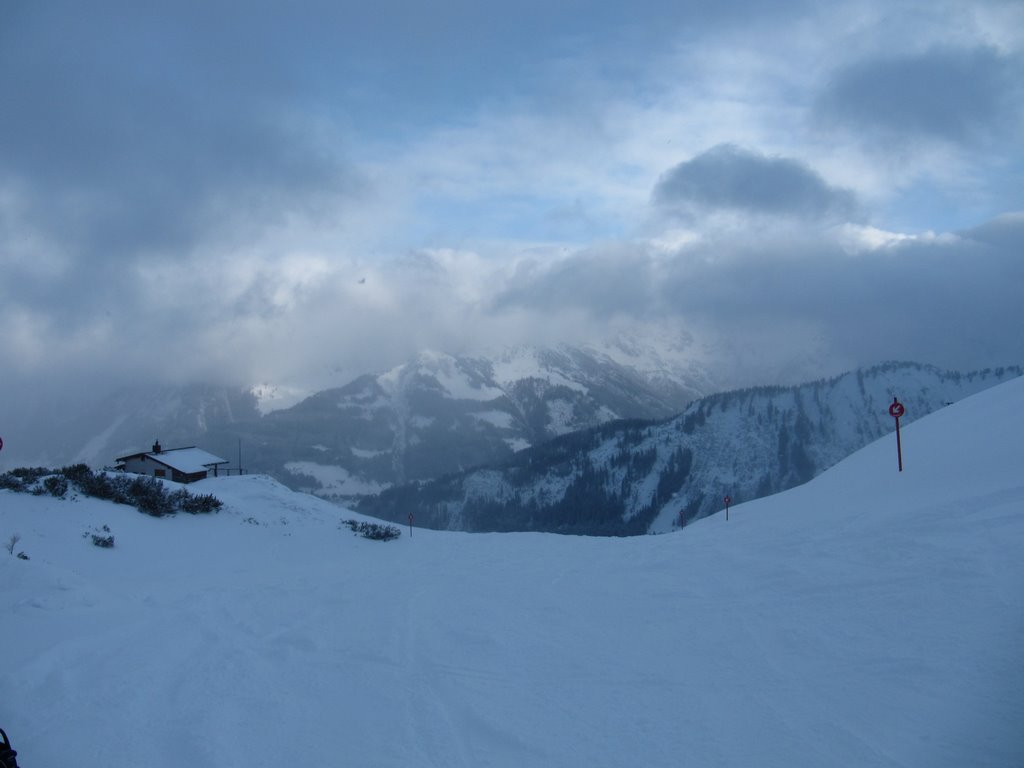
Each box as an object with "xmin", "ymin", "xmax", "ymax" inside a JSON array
[{"xmin": 3, "ymin": 377, "xmax": 1023, "ymax": 767}]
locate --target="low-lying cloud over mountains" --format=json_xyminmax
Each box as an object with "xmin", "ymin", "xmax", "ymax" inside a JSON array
[{"xmin": 1, "ymin": 1, "xmax": 1021, "ymax": 429}]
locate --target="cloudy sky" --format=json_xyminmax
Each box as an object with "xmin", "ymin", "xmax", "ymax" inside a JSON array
[{"xmin": 1, "ymin": 0, "xmax": 1022, "ymax": 408}]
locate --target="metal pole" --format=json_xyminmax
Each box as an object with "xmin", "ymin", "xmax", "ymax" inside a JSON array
[
  {"xmin": 895, "ymin": 417, "xmax": 903, "ymax": 472},
  {"xmin": 889, "ymin": 398, "xmax": 906, "ymax": 473}
]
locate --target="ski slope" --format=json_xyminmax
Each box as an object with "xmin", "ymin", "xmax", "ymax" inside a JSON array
[{"xmin": 2, "ymin": 376, "xmax": 1023, "ymax": 767}]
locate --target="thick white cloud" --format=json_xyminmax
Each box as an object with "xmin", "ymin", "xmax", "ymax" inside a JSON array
[{"xmin": 491, "ymin": 213, "xmax": 1024, "ymax": 374}]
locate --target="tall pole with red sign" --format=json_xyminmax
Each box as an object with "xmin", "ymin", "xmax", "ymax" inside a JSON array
[
  {"xmin": 889, "ymin": 397, "xmax": 905, "ymax": 472},
  {"xmin": 724, "ymin": 495, "xmax": 731, "ymax": 521}
]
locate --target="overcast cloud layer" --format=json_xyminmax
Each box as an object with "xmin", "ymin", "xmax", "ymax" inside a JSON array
[{"xmin": 1, "ymin": 0, "xmax": 1022, "ymax": 423}]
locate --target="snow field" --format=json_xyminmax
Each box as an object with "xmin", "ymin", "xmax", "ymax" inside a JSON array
[{"xmin": 2, "ymin": 377, "xmax": 1023, "ymax": 767}]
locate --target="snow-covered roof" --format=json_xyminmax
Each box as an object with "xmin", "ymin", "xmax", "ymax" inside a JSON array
[{"xmin": 117, "ymin": 446, "xmax": 229, "ymax": 474}]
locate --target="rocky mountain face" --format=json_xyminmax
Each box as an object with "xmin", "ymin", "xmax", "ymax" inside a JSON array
[
  {"xmin": 357, "ymin": 362, "xmax": 1022, "ymax": 536},
  {"xmin": 245, "ymin": 345, "xmax": 709, "ymax": 502}
]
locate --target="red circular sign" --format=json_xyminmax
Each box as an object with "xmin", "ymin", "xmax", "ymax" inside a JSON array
[
  {"xmin": 889, "ymin": 401, "xmax": 905, "ymax": 418},
  {"xmin": 724, "ymin": 495, "xmax": 731, "ymax": 505}
]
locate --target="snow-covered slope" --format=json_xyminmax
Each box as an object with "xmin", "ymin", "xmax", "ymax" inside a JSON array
[{"xmin": 2, "ymin": 375, "xmax": 1023, "ymax": 766}]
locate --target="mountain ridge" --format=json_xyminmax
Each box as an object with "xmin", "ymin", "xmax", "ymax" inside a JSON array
[
  {"xmin": 357, "ymin": 361, "xmax": 1022, "ymax": 535},
  {"xmin": 1, "ymin": 341, "xmax": 716, "ymax": 500}
]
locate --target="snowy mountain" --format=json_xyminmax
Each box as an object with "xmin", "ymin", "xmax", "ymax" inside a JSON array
[
  {"xmin": 3, "ymin": 372, "xmax": 1022, "ymax": 767},
  {"xmin": 6, "ymin": 343, "xmax": 714, "ymax": 500},
  {"xmin": 578, "ymin": 325, "xmax": 721, "ymax": 402},
  {"xmin": 254, "ymin": 344, "xmax": 707, "ymax": 501},
  {"xmin": 359, "ymin": 361, "xmax": 1022, "ymax": 535}
]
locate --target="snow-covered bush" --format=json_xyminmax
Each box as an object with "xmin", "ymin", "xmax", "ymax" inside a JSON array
[
  {"xmin": 169, "ymin": 489, "xmax": 223, "ymax": 514},
  {"xmin": 128, "ymin": 476, "xmax": 175, "ymax": 517},
  {"xmin": 341, "ymin": 519, "xmax": 402, "ymax": 541},
  {"xmin": 44, "ymin": 474, "xmax": 69, "ymax": 497},
  {"xmin": 85, "ymin": 525, "xmax": 115, "ymax": 548},
  {"xmin": 2, "ymin": 464, "xmax": 223, "ymax": 517},
  {"xmin": 4, "ymin": 532, "xmax": 29, "ymax": 560},
  {"xmin": 0, "ymin": 467, "xmax": 50, "ymax": 491}
]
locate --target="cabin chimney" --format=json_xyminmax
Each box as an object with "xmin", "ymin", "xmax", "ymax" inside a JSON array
[{"xmin": 152, "ymin": 440, "xmax": 162, "ymax": 454}]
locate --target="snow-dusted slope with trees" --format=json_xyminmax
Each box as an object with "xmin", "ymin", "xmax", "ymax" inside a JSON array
[
  {"xmin": 360, "ymin": 362, "xmax": 1021, "ymax": 534},
  {"xmin": 3, "ymin": 370, "xmax": 1022, "ymax": 767}
]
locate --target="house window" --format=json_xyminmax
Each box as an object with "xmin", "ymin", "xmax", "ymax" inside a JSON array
[{"xmin": 155, "ymin": 469, "xmax": 166, "ymax": 478}]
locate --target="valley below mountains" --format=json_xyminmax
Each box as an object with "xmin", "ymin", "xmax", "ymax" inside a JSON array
[{"xmin": 8, "ymin": 348, "xmax": 1019, "ymax": 538}]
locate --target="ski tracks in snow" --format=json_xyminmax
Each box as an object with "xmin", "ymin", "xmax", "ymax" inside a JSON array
[{"xmin": 398, "ymin": 551, "xmax": 545, "ymax": 768}]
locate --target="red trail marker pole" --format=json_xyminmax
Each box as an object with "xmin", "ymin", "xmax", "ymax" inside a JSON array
[
  {"xmin": 724, "ymin": 495, "xmax": 731, "ymax": 521},
  {"xmin": 408, "ymin": 513, "xmax": 414, "ymax": 538},
  {"xmin": 889, "ymin": 397, "xmax": 906, "ymax": 472}
]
